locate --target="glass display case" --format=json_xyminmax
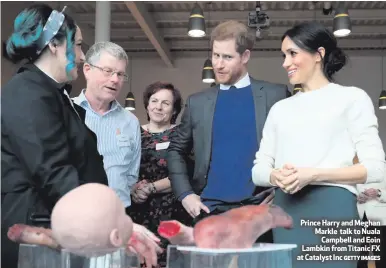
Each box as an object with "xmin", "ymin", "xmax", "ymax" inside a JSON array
[
  {"xmin": 166, "ymin": 243, "xmax": 297, "ymax": 268},
  {"xmin": 17, "ymin": 244, "xmax": 140, "ymax": 268}
]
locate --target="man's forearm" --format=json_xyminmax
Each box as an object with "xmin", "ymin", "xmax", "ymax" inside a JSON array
[
  {"xmin": 167, "ymin": 147, "xmax": 195, "ymax": 196},
  {"xmin": 169, "ymin": 171, "xmax": 194, "ymax": 199}
]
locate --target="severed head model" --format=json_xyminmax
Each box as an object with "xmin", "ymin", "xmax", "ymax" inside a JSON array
[{"xmin": 51, "ymin": 183, "xmax": 133, "ymax": 257}]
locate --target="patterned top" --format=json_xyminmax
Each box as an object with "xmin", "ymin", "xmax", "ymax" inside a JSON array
[{"xmin": 127, "ymin": 125, "xmax": 192, "ymax": 267}]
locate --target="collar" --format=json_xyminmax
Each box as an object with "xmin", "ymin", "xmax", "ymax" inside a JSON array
[
  {"xmin": 219, "ymin": 73, "xmax": 251, "ymax": 90},
  {"xmin": 73, "ymin": 89, "xmax": 121, "ymax": 112},
  {"xmin": 62, "ymin": 84, "xmax": 73, "ymax": 95},
  {"xmin": 17, "ymin": 63, "xmax": 72, "ymax": 95}
]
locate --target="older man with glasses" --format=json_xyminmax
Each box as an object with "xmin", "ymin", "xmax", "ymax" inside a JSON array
[{"xmin": 73, "ymin": 41, "xmax": 141, "ymax": 211}]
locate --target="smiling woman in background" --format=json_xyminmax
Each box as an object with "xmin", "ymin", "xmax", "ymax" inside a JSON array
[
  {"xmin": 126, "ymin": 81, "xmax": 193, "ymax": 267},
  {"xmin": 252, "ymin": 21, "xmax": 385, "ymax": 268},
  {"xmin": 1, "ymin": 4, "xmax": 109, "ymax": 268}
]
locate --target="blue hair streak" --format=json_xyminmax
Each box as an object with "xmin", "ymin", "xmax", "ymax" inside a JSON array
[
  {"xmin": 7, "ymin": 10, "xmax": 43, "ymax": 56},
  {"xmin": 65, "ymin": 27, "xmax": 76, "ymax": 80}
]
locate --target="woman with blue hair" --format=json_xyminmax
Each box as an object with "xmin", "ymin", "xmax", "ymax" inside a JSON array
[{"xmin": 1, "ymin": 4, "xmax": 109, "ymax": 267}]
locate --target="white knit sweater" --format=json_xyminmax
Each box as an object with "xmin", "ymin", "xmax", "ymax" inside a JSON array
[{"xmin": 252, "ymin": 83, "xmax": 385, "ymax": 195}]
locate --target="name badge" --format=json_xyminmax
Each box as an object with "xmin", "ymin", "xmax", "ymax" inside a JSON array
[
  {"xmin": 116, "ymin": 130, "xmax": 131, "ymax": 147},
  {"xmin": 156, "ymin": 142, "xmax": 170, "ymax": 151},
  {"xmin": 117, "ymin": 134, "xmax": 128, "ymax": 142}
]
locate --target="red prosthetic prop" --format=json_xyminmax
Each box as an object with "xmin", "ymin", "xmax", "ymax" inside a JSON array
[
  {"xmin": 7, "ymin": 184, "xmax": 162, "ymax": 268},
  {"xmin": 7, "ymin": 224, "xmax": 162, "ymax": 268},
  {"xmin": 158, "ymin": 220, "xmax": 195, "ymax": 246},
  {"xmin": 7, "ymin": 224, "xmax": 59, "ymax": 249},
  {"xmin": 158, "ymin": 204, "xmax": 293, "ymax": 249},
  {"xmin": 194, "ymin": 204, "xmax": 293, "ymax": 248}
]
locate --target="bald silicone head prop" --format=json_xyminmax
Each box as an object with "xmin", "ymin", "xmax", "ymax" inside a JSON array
[{"xmin": 51, "ymin": 183, "xmax": 133, "ymax": 257}]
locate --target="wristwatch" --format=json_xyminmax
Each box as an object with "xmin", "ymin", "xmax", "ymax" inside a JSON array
[{"xmin": 377, "ymin": 189, "xmax": 382, "ymax": 198}]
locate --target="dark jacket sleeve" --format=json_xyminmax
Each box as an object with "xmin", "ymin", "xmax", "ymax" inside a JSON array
[
  {"xmin": 267, "ymin": 84, "xmax": 291, "ymax": 111},
  {"xmin": 2, "ymin": 84, "xmax": 80, "ymax": 209},
  {"xmin": 285, "ymin": 85, "xmax": 292, "ymax": 98},
  {"xmin": 167, "ymin": 96, "xmax": 195, "ymax": 198},
  {"xmin": 72, "ymin": 103, "xmax": 108, "ymax": 186}
]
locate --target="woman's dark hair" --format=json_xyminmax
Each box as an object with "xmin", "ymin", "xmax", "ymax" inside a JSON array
[
  {"xmin": 143, "ymin": 81, "xmax": 183, "ymax": 124},
  {"xmin": 281, "ymin": 21, "xmax": 347, "ymax": 81},
  {"xmin": 6, "ymin": 3, "xmax": 77, "ymax": 72}
]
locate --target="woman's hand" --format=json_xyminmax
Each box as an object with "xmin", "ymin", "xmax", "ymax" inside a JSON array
[
  {"xmin": 131, "ymin": 180, "xmax": 152, "ymax": 204},
  {"xmin": 270, "ymin": 166, "xmax": 297, "ymax": 189},
  {"xmin": 275, "ymin": 164, "xmax": 317, "ymax": 194},
  {"xmin": 357, "ymin": 188, "xmax": 380, "ymax": 204}
]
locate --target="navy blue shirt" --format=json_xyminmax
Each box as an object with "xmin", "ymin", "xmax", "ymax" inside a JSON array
[{"xmin": 200, "ymin": 85, "xmax": 258, "ymax": 210}]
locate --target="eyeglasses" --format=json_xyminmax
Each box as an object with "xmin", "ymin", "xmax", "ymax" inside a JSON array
[{"xmin": 88, "ymin": 63, "xmax": 129, "ymax": 81}]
